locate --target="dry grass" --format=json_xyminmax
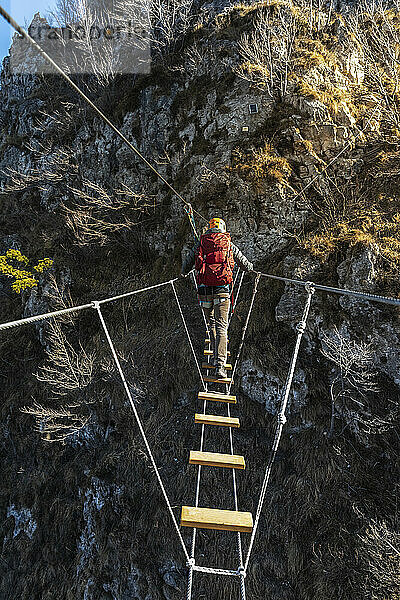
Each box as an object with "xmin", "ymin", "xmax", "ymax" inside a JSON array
[{"xmin": 227, "ymin": 142, "xmax": 292, "ymax": 189}]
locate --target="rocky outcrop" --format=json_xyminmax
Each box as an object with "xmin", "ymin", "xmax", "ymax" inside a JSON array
[{"xmin": 0, "ymin": 3, "xmax": 399, "ymax": 600}]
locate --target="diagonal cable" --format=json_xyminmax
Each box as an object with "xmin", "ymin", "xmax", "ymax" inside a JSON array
[
  {"xmin": 171, "ymin": 280, "xmax": 206, "ymax": 391},
  {"xmin": 93, "ymin": 300, "xmax": 190, "ymax": 563},
  {"xmin": 228, "ymin": 274, "xmax": 261, "ymax": 394},
  {"xmin": 0, "ymin": 6, "xmax": 207, "ymax": 225},
  {"xmin": 244, "ymin": 284, "xmax": 315, "ymax": 571}
]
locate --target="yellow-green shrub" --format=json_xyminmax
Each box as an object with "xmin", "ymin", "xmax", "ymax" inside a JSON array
[{"xmin": 0, "ymin": 249, "xmax": 53, "ymax": 294}]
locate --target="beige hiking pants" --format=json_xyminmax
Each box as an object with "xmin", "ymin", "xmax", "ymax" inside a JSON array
[{"xmin": 202, "ymin": 298, "xmax": 230, "ymax": 368}]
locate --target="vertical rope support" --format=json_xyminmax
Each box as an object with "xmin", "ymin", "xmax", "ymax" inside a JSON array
[
  {"xmin": 227, "ymin": 403, "xmax": 246, "ymax": 600},
  {"xmin": 186, "ymin": 389, "xmax": 208, "ymax": 600},
  {"xmin": 244, "ymin": 283, "xmax": 315, "ymax": 571},
  {"xmin": 92, "ymin": 301, "xmax": 190, "ymax": 563},
  {"xmin": 171, "ymin": 280, "xmax": 206, "ymax": 391},
  {"xmin": 229, "ymin": 271, "xmax": 245, "ymax": 328},
  {"xmin": 229, "ymin": 273, "xmax": 261, "ymax": 394},
  {"xmin": 191, "ymin": 270, "xmax": 209, "ymax": 335}
]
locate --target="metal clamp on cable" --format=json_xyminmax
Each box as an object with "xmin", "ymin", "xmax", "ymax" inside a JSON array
[
  {"xmin": 277, "ymin": 413, "xmax": 287, "ymax": 425},
  {"xmin": 91, "ymin": 300, "xmax": 100, "ymax": 311},
  {"xmin": 187, "ymin": 558, "xmax": 195, "ymax": 568},
  {"xmin": 237, "ymin": 566, "xmax": 247, "ymax": 578},
  {"xmin": 296, "ymin": 321, "xmax": 306, "ymax": 334},
  {"xmin": 305, "ymin": 281, "xmax": 316, "ymax": 295}
]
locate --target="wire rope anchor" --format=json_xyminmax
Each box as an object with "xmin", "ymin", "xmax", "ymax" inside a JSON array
[
  {"xmin": 277, "ymin": 413, "xmax": 287, "ymax": 426},
  {"xmin": 237, "ymin": 566, "xmax": 247, "ymax": 579},
  {"xmin": 187, "ymin": 558, "xmax": 196, "ymax": 568}
]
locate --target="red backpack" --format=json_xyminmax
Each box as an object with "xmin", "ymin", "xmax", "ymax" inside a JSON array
[{"xmin": 195, "ymin": 231, "xmax": 235, "ymax": 286}]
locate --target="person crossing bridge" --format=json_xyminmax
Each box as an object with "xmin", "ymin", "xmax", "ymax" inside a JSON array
[{"xmin": 181, "ymin": 217, "xmax": 253, "ymax": 379}]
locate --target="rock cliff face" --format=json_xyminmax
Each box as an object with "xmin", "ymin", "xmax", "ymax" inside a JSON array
[{"xmin": 0, "ymin": 2, "xmax": 399, "ymax": 600}]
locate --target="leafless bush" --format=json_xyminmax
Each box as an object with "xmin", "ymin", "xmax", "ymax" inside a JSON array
[
  {"xmin": 21, "ymin": 401, "xmax": 90, "ymax": 443},
  {"xmin": 62, "ymin": 179, "xmax": 155, "ymax": 246},
  {"xmin": 35, "ymin": 320, "xmax": 95, "ymax": 396},
  {"xmin": 321, "ymin": 326, "xmax": 382, "ymax": 438},
  {"xmin": 358, "ymin": 518, "xmax": 400, "ymax": 599},
  {"xmin": 347, "ymin": 0, "xmax": 400, "ymax": 130},
  {"xmin": 49, "ymin": 0, "xmax": 118, "ymax": 87},
  {"xmin": 0, "ymin": 144, "xmax": 74, "ymax": 195},
  {"xmin": 21, "ymin": 319, "xmax": 95, "ymax": 442},
  {"xmin": 115, "ymin": 0, "xmax": 196, "ymax": 59}
]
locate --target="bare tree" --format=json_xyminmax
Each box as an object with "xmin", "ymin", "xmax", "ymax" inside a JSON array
[
  {"xmin": 62, "ymin": 179, "xmax": 155, "ymax": 246},
  {"xmin": 21, "ymin": 402, "xmax": 90, "ymax": 443},
  {"xmin": 321, "ymin": 326, "xmax": 380, "ymax": 438},
  {"xmin": 115, "ymin": 0, "xmax": 195, "ymax": 60},
  {"xmin": 235, "ymin": 9, "xmax": 298, "ymax": 100},
  {"xmin": 347, "ymin": 0, "xmax": 400, "ymax": 131}
]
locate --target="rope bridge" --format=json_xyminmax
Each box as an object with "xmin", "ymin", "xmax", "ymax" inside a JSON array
[
  {"xmin": 0, "ymin": 5, "xmax": 399, "ymax": 598},
  {"xmin": 0, "ymin": 269, "xmax": 399, "ymax": 599}
]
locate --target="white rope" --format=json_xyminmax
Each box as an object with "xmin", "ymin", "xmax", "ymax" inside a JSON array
[
  {"xmin": 171, "ymin": 280, "xmax": 206, "ymax": 391},
  {"xmin": 228, "ymin": 274, "xmax": 261, "ymax": 395},
  {"xmin": 191, "ymin": 270, "xmax": 209, "ymax": 335},
  {"xmin": 186, "ymin": 382, "xmax": 208, "ymax": 600},
  {"xmin": 227, "ymin": 402, "xmax": 246, "ymax": 600},
  {"xmin": 229, "ymin": 271, "xmax": 245, "ymax": 328},
  {"xmin": 92, "ymin": 301, "xmax": 190, "ymax": 563},
  {"xmin": 0, "ymin": 276, "xmax": 181, "ymax": 332},
  {"xmin": 243, "ymin": 284, "xmax": 315, "ymax": 571},
  {"xmin": 257, "ymin": 272, "xmax": 400, "ymax": 307},
  {"xmin": 1, "ymin": 265, "xmax": 400, "ymax": 334}
]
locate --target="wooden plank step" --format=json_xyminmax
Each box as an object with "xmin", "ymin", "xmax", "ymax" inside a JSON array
[
  {"xmin": 181, "ymin": 506, "xmax": 253, "ymax": 533},
  {"xmin": 204, "ymin": 349, "xmax": 230, "ymax": 356},
  {"xmin": 195, "ymin": 413, "xmax": 240, "ymax": 428},
  {"xmin": 205, "ymin": 339, "xmax": 229, "ymax": 344},
  {"xmin": 204, "ymin": 376, "xmax": 232, "ymax": 384},
  {"xmin": 189, "ymin": 450, "xmax": 245, "ymax": 469},
  {"xmin": 198, "ymin": 391, "xmax": 236, "ymax": 403},
  {"xmin": 202, "ymin": 362, "xmax": 232, "ymax": 370}
]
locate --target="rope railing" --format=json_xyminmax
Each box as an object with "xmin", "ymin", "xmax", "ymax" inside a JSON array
[
  {"xmin": 257, "ymin": 271, "xmax": 400, "ymax": 307},
  {"xmin": 0, "ymin": 276, "xmax": 182, "ymax": 332},
  {"xmin": 228, "ymin": 273, "xmax": 261, "ymax": 395},
  {"xmin": 1, "ymin": 268, "xmax": 399, "ymax": 335},
  {"xmin": 171, "ymin": 280, "xmax": 206, "ymax": 391},
  {"xmin": 243, "ymin": 283, "xmax": 315, "ymax": 571}
]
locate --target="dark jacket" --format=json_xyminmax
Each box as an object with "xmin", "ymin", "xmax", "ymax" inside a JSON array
[{"xmin": 181, "ymin": 228, "xmax": 253, "ymax": 280}]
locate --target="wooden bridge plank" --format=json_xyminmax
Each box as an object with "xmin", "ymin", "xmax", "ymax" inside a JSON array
[
  {"xmin": 194, "ymin": 413, "xmax": 240, "ymax": 428},
  {"xmin": 204, "ymin": 375, "xmax": 232, "ymax": 384},
  {"xmin": 202, "ymin": 362, "xmax": 232, "ymax": 370},
  {"xmin": 181, "ymin": 506, "xmax": 253, "ymax": 533},
  {"xmin": 198, "ymin": 391, "xmax": 236, "ymax": 403},
  {"xmin": 189, "ymin": 450, "xmax": 245, "ymax": 469}
]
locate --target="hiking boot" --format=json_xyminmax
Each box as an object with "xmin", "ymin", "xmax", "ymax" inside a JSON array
[{"xmin": 216, "ymin": 366, "xmax": 227, "ymax": 379}]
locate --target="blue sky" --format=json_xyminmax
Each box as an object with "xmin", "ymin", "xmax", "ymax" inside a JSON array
[{"xmin": 0, "ymin": 0, "xmax": 55, "ymax": 66}]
